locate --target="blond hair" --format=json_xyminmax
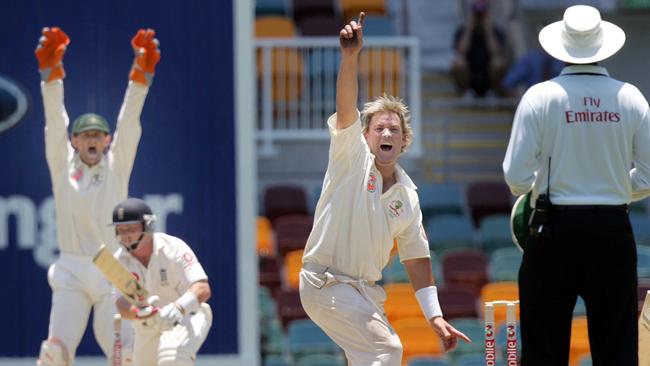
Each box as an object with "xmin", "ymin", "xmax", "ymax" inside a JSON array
[{"xmin": 360, "ymin": 94, "xmax": 413, "ymax": 153}]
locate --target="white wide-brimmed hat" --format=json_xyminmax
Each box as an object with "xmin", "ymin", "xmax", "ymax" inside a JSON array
[{"xmin": 538, "ymin": 5, "xmax": 625, "ymax": 64}]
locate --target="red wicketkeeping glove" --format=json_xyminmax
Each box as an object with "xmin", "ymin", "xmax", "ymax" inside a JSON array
[
  {"xmin": 35, "ymin": 27, "xmax": 70, "ymax": 82},
  {"xmin": 129, "ymin": 28, "xmax": 161, "ymax": 86}
]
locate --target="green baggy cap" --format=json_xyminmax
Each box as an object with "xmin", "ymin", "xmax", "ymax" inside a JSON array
[{"xmin": 72, "ymin": 113, "xmax": 110, "ymax": 135}]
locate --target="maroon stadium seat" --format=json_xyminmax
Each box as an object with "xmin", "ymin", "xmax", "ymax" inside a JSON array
[
  {"xmin": 293, "ymin": 0, "xmax": 336, "ymax": 22},
  {"xmin": 466, "ymin": 181, "xmax": 512, "ymax": 228},
  {"xmin": 259, "ymin": 256, "xmax": 282, "ymax": 299},
  {"xmin": 437, "ymin": 285, "xmax": 479, "ymax": 320},
  {"xmin": 263, "ymin": 184, "xmax": 309, "ymax": 225},
  {"xmin": 277, "ymin": 288, "xmax": 309, "ymax": 329},
  {"xmin": 296, "ymin": 14, "xmax": 341, "ymax": 36},
  {"xmin": 441, "ymin": 249, "xmax": 488, "ymax": 296},
  {"xmin": 274, "ymin": 214, "xmax": 314, "ymax": 257}
]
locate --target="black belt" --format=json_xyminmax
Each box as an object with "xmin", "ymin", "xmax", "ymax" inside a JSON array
[{"xmin": 553, "ymin": 204, "xmax": 628, "ymax": 212}]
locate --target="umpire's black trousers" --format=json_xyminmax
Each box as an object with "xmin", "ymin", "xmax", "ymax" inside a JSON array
[{"xmin": 519, "ymin": 205, "xmax": 638, "ymax": 366}]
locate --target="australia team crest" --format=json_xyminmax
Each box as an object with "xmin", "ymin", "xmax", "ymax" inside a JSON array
[{"xmin": 387, "ymin": 200, "xmax": 404, "ymax": 218}]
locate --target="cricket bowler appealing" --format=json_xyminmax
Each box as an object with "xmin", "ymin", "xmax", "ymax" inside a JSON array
[
  {"xmin": 299, "ymin": 12, "xmax": 470, "ymax": 365},
  {"xmin": 36, "ymin": 27, "xmax": 159, "ymax": 365}
]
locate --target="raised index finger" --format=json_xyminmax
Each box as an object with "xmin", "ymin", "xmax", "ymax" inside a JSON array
[{"xmin": 358, "ymin": 12, "xmax": 366, "ymax": 28}]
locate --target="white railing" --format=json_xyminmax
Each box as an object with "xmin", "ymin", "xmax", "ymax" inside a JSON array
[{"xmin": 255, "ymin": 37, "xmax": 421, "ymax": 157}]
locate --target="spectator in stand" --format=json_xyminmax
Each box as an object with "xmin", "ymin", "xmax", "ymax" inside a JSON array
[
  {"xmin": 501, "ymin": 22, "xmax": 565, "ymax": 97},
  {"xmin": 452, "ymin": 0, "xmax": 507, "ymax": 99}
]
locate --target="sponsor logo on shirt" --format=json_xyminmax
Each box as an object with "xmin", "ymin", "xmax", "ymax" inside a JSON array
[
  {"xmin": 367, "ymin": 172, "xmax": 377, "ymax": 193},
  {"xmin": 565, "ymin": 97, "xmax": 620, "ymax": 123},
  {"xmin": 160, "ymin": 268, "xmax": 169, "ymax": 286},
  {"xmin": 182, "ymin": 252, "xmax": 196, "ymax": 269},
  {"xmin": 387, "ymin": 200, "xmax": 403, "ymax": 218}
]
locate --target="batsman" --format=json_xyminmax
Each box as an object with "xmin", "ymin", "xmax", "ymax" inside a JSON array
[
  {"xmin": 35, "ymin": 27, "xmax": 160, "ymax": 365},
  {"xmin": 109, "ymin": 198, "xmax": 212, "ymax": 366}
]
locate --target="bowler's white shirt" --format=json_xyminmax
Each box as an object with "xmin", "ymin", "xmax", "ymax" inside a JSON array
[
  {"xmin": 115, "ymin": 233, "xmax": 208, "ymax": 307},
  {"xmin": 42, "ymin": 80, "xmax": 148, "ymax": 255},
  {"xmin": 302, "ymin": 113, "xmax": 430, "ymax": 282},
  {"xmin": 503, "ymin": 65, "xmax": 650, "ymax": 204}
]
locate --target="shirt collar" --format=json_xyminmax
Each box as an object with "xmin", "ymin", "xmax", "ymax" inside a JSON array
[
  {"xmin": 117, "ymin": 234, "xmax": 161, "ymax": 264},
  {"xmin": 394, "ymin": 163, "xmax": 417, "ymax": 190},
  {"xmin": 73, "ymin": 153, "xmax": 107, "ymax": 170},
  {"xmin": 152, "ymin": 233, "xmax": 164, "ymax": 254},
  {"xmin": 560, "ymin": 65, "xmax": 609, "ymax": 77}
]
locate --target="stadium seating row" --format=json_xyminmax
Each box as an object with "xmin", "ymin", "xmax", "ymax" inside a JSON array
[
  {"xmin": 256, "ymin": 0, "xmax": 392, "ymax": 34},
  {"xmin": 259, "ymin": 211, "xmax": 650, "ymax": 289},
  {"xmin": 259, "ymin": 183, "xmax": 650, "ymax": 251},
  {"xmin": 260, "ymin": 285, "xmax": 593, "ymax": 366},
  {"xmin": 261, "ymin": 182, "xmax": 650, "ymax": 228},
  {"xmin": 258, "ymin": 183, "xmax": 650, "ymax": 366}
]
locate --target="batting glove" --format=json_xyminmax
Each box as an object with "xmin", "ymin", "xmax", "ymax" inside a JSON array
[
  {"xmin": 129, "ymin": 28, "xmax": 160, "ymax": 86},
  {"xmin": 157, "ymin": 302, "xmax": 183, "ymax": 331},
  {"xmin": 130, "ymin": 296, "xmax": 160, "ymax": 329},
  {"xmin": 130, "ymin": 295, "xmax": 160, "ymax": 319},
  {"xmin": 35, "ymin": 27, "xmax": 70, "ymax": 82}
]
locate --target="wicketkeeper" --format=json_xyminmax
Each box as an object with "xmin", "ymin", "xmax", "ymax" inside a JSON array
[{"xmin": 36, "ymin": 27, "xmax": 159, "ymax": 365}]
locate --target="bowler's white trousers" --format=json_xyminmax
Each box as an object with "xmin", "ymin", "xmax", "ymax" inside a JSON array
[{"xmin": 299, "ymin": 263, "xmax": 403, "ymax": 365}]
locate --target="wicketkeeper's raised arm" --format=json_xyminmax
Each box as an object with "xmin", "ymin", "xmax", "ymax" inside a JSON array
[
  {"xmin": 36, "ymin": 27, "xmax": 72, "ymax": 174},
  {"xmin": 335, "ymin": 12, "xmax": 365, "ymax": 129},
  {"xmin": 111, "ymin": 29, "xmax": 160, "ymax": 183}
]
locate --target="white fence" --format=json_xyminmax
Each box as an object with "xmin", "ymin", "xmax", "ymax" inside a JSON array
[{"xmin": 255, "ymin": 37, "xmax": 421, "ymax": 157}]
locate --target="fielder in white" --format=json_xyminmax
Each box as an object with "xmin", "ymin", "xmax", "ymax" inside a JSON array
[
  {"xmin": 111, "ymin": 198, "xmax": 212, "ymax": 366},
  {"xmin": 299, "ymin": 13, "xmax": 471, "ymax": 365},
  {"xmin": 35, "ymin": 27, "xmax": 159, "ymax": 365}
]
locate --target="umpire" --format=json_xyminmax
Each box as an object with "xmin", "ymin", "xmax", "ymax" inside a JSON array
[{"xmin": 503, "ymin": 5, "xmax": 650, "ymax": 365}]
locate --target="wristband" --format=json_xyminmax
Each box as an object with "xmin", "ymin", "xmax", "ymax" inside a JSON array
[
  {"xmin": 129, "ymin": 65, "xmax": 154, "ymax": 86},
  {"xmin": 39, "ymin": 64, "xmax": 65, "ymax": 82},
  {"xmin": 415, "ymin": 285, "xmax": 443, "ymax": 320},
  {"xmin": 175, "ymin": 291, "xmax": 199, "ymax": 314}
]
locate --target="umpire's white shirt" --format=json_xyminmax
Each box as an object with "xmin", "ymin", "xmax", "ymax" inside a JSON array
[
  {"xmin": 115, "ymin": 233, "xmax": 208, "ymax": 308},
  {"xmin": 42, "ymin": 80, "xmax": 148, "ymax": 256},
  {"xmin": 302, "ymin": 113, "xmax": 430, "ymax": 281},
  {"xmin": 503, "ymin": 65, "xmax": 650, "ymax": 204}
]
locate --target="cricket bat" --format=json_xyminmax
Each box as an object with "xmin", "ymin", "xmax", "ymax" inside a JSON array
[
  {"xmin": 640, "ymin": 290, "xmax": 650, "ymax": 366},
  {"xmin": 93, "ymin": 244, "xmax": 149, "ymax": 308}
]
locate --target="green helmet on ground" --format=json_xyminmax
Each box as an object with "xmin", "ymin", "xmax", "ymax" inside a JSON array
[
  {"xmin": 510, "ymin": 192, "xmax": 533, "ymax": 252},
  {"xmin": 72, "ymin": 113, "xmax": 110, "ymax": 135}
]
